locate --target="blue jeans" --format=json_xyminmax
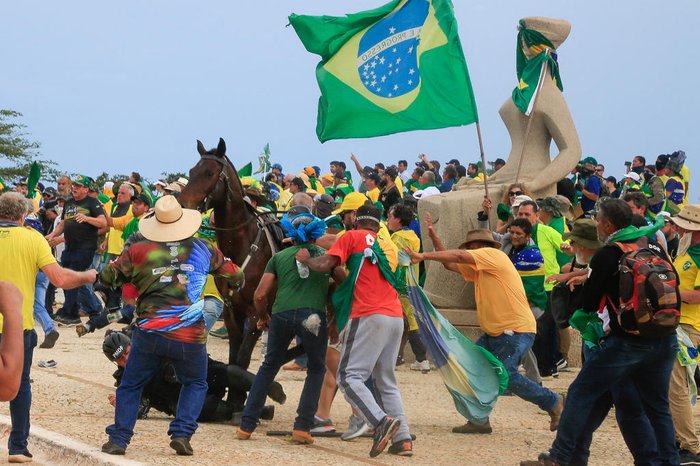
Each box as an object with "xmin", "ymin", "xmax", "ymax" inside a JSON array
[
  {"xmin": 241, "ymin": 308, "xmax": 327, "ymax": 433},
  {"xmin": 106, "ymin": 329, "xmax": 208, "ymax": 448},
  {"xmin": 202, "ymin": 297, "xmax": 224, "ymax": 333},
  {"xmin": 550, "ymin": 333, "xmax": 678, "ymax": 465},
  {"xmin": 8, "ymin": 330, "xmax": 37, "ymax": 454},
  {"xmin": 33, "ymin": 272, "xmax": 55, "ymax": 335},
  {"xmin": 569, "ymin": 344, "xmax": 658, "ymax": 466},
  {"xmin": 477, "ymin": 332, "xmax": 559, "ymax": 414},
  {"xmin": 59, "ymin": 248, "xmax": 102, "ymax": 318}
]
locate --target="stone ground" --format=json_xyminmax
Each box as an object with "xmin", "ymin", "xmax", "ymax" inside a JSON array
[{"xmin": 3, "ymin": 319, "xmax": 684, "ymax": 465}]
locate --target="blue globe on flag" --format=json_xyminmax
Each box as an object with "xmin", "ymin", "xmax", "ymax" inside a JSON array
[{"xmin": 357, "ymin": 0, "xmax": 429, "ymax": 99}]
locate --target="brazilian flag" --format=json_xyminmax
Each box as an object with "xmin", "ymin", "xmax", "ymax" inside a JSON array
[{"xmin": 290, "ymin": 0, "xmax": 478, "ymax": 142}]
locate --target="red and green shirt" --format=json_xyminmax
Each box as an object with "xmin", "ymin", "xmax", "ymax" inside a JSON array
[{"xmin": 100, "ymin": 237, "xmax": 242, "ymax": 343}]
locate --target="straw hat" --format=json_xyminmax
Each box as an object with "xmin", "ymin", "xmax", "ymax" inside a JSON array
[
  {"xmin": 670, "ymin": 205, "xmax": 700, "ymax": 232},
  {"xmin": 139, "ymin": 195, "xmax": 202, "ymax": 242},
  {"xmin": 458, "ymin": 229, "xmax": 501, "ymax": 250}
]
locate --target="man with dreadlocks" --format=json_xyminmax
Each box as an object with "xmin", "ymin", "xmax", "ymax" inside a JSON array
[{"xmin": 237, "ymin": 211, "xmax": 343, "ymax": 444}]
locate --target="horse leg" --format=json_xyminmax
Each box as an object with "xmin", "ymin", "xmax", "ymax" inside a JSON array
[
  {"xmin": 235, "ymin": 312, "xmax": 261, "ymax": 370},
  {"xmin": 223, "ymin": 301, "xmax": 244, "ymax": 366}
]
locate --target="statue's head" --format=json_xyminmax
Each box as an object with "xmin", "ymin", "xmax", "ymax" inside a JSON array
[{"xmin": 519, "ymin": 17, "xmax": 571, "ymax": 56}]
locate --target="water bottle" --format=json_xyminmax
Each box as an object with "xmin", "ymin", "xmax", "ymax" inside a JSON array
[
  {"xmin": 106, "ymin": 310, "xmax": 123, "ymax": 323},
  {"xmin": 296, "ymin": 260, "xmax": 309, "ymax": 279}
]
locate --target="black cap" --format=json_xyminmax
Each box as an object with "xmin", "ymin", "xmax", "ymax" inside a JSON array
[
  {"xmin": 366, "ymin": 173, "xmax": 381, "ymax": 184},
  {"xmin": 445, "ymin": 158, "xmax": 461, "ymax": 166},
  {"xmin": 42, "ymin": 186, "xmax": 58, "ymax": 197},
  {"xmin": 415, "ymin": 160, "xmax": 429, "ymax": 170},
  {"xmin": 42, "ymin": 199, "xmax": 59, "ymax": 212},
  {"xmin": 103, "ymin": 332, "xmax": 131, "ymax": 362},
  {"xmin": 131, "ymin": 193, "xmax": 152, "ymax": 207},
  {"xmin": 362, "ymin": 166, "xmax": 374, "ymax": 176}
]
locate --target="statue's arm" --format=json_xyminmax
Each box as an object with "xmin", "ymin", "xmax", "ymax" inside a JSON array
[{"xmin": 528, "ymin": 95, "xmax": 582, "ymax": 193}]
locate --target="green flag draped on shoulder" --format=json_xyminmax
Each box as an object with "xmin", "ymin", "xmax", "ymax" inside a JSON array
[{"xmin": 289, "ymin": 0, "xmax": 478, "ymax": 142}]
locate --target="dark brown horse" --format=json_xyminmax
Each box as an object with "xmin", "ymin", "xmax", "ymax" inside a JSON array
[{"xmin": 178, "ymin": 138, "xmax": 275, "ymax": 369}]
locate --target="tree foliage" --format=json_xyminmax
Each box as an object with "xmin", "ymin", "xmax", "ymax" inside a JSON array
[
  {"xmin": 161, "ymin": 171, "xmax": 187, "ymax": 183},
  {"xmin": 0, "ymin": 109, "xmax": 60, "ymax": 184}
]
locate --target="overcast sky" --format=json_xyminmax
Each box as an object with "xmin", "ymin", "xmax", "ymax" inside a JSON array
[{"xmin": 2, "ymin": 1, "xmax": 698, "ymax": 195}]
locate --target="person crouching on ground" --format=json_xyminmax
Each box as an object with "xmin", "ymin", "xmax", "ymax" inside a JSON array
[
  {"xmin": 99, "ymin": 196, "xmax": 243, "ymax": 457},
  {"xmin": 404, "ymin": 225, "xmax": 563, "ymax": 434},
  {"xmin": 236, "ymin": 211, "xmax": 342, "ymax": 444}
]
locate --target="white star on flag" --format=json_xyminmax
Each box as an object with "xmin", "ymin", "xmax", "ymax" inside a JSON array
[
  {"xmin": 389, "ymin": 26, "xmax": 395, "ymax": 34},
  {"xmin": 409, "ymin": 68, "xmax": 415, "ymax": 75}
]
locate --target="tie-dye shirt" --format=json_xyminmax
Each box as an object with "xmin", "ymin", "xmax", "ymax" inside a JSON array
[{"xmin": 100, "ymin": 237, "xmax": 242, "ymax": 343}]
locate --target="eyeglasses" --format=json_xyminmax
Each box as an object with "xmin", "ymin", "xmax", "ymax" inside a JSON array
[{"xmin": 508, "ymin": 191, "xmax": 523, "ymax": 196}]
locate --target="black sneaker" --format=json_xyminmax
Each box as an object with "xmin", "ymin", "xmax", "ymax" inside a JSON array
[
  {"xmin": 55, "ymin": 315, "xmax": 81, "ymax": 327},
  {"xmin": 101, "ymin": 441, "xmax": 126, "ymax": 455},
  {"xmin": 170, "ymin": 437, "xmax": 193, "ymax": 456},
  {"xmin": 369, "ymin": 416, "xmax": 401, "ymax": 458},
  {"xmin": 8, "ymin": 449, "xmax": 33, "ymax": 463},
  {"xmin": 679, "ymin": 449, "xmax": 700, "ymax": 465},
  {"xmin": 39, "ymin": 330, "xmax": 60, "ymax": 349},
  {"xmin": 388, "ymin": 440, "xmax": 413, "ymax": 456}
]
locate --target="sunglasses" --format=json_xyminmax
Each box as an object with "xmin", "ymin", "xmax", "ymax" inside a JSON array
[{"xmin": 508, "ymin": 191, "xmax": 523, "ymax": 196}]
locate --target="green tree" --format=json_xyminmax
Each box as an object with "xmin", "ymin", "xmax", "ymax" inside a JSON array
[
  {"xmin": 0, "ymin": 110, "xmax": 60, "ymax": 185},
  {"xmin": 160, "ymin": 171, "xmax": 187, "ymax": 183}
]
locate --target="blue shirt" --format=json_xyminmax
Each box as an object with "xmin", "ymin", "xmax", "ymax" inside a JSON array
[
  {"xmin": 438, "ymin": 178, "xmax": 455, "ymax": 193},
  {"xmin": 580, "ymin": 175, "xmax": 600, "ymax": 213}
]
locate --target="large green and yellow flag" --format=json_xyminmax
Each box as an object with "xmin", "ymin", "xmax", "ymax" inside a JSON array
[{"xmin": 289, "ymin": 0, "xmax": 478, "ymax": 142}]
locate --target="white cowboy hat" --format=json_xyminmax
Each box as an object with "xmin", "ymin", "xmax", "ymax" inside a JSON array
[
  {"xmin": 139, "ymin": 195, "xmax": 202, "ymax": 242},
  {"xmin": 670, "ymin": 205, "xmax": 700, "ymax": 232}
]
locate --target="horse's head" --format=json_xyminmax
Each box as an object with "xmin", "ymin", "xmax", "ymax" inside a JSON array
[{"xmin": 179, "ymin": 138, "xmax": 229, "ymax": 211}]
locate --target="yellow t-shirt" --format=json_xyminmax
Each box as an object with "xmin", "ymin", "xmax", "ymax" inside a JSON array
[
  {"xmin": 681, "ymin": 165, "xmax": 691, "ymax": 205},
  {"xmin": 456, "ymin": 247, "xmax": 536, "ymax": 336},
  {"xmin": 675, "ymin": 253, "xmax": 700, "ymax": 329},
  {"xmin": 0, "ymin": 225, "xmax": 57, "ymax": 331},
  {"xmin": 107, "ymin": 204, "xmax": 134, "ymax": 255},
  {"xmin": 366, "ymin": 187, "xmax": 380, "ymax": 202}
]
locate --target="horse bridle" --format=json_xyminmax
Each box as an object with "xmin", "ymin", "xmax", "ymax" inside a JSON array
[{"xmin": 197, "ymin": 153, "xmax": 258, "ymax": 232}]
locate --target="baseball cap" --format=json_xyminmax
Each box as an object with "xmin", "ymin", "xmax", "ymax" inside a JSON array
[
  {"xmin": 72, "ymin": 175, "xmax": 93, "ymax": 187},
  {"xmin": 445, "ymin": 158, "xmax": 461, "ymax": 166},
  {"xmin": 272, "ymin": 163, "xmax": 283, "ymax": 171},
  {"xmin": 42, "ymin": 186, "xmax": 58, "ymax": 197},
  {"xmin": 511, "ymin": 194, "xmax": 533, "ymax": 208},
  {"xmin": 332, "ymin": 192, "xmax": 369, "ymax": 214},
  {"xmin": 623, "ymin": 172, "xmax": 641, "ymax": 183},
  {"xmin": 581, "ymin": 156, "xmax": 598, "ymax": 166},
  {"xmin": 366, "ymin": 173, "xmax": 381, "ymax": 184},
  {"xmin": 131, "ymin": 193, "xmax": 152, "ymax": 207}
]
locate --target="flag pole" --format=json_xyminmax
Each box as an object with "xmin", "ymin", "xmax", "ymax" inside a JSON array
[
  {"xmin": 514, "ymin": 49, "xmax": 550, "ymax": 184},
  {"xmin": 474, "ymin": 121, "xmax": 495, "ymax": 230}
]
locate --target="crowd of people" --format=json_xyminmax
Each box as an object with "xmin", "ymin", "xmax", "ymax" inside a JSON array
[{"xmin": 0, "ymin": 147, "xmax": 697, "ymax": 464}]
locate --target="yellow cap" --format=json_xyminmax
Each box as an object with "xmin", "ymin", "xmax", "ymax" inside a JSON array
[{"xmin": 332, "ymin": 192, "xmax": 369, "ymax": 215}]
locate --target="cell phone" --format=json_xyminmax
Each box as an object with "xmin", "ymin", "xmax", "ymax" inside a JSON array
[{"xmin": 624, "ymin": 161, "xmax": 632, "ymax": 167}]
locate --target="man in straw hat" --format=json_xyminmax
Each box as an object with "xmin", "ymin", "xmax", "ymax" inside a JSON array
[
  {"xmin": 667, "ymin": 205, "xmax": 700, "ymax": 464},
  {"xmin": 98, "ymin": 195, "xmax": 244, "ymax": 457},
  {"xmin": 405, "ymin": 224, "xmax": 563, "ymax": 435}
]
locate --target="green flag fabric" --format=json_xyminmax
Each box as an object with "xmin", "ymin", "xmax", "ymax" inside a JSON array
[
  {"xmin": 511, "ymin": 20, "xmax": 562, "ymax": 116},
  {"xmin": 26, "ymin": 162, "xmax": 41, "ymax": 198},
  {"xmin": 238, "ymin": 162, "xmax": 253, "ymax": 178},
  {"xmin": 289, "ymin": 0, "xmax": 478, "ymax": 142},
  {"xmin": 254, "ymin": 143, "xmax": 271, "ymax": 175}
]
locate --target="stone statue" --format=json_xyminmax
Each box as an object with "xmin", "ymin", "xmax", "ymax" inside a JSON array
[{"xmin": 418, "ymin": 16, "xmax": 582, "ymax": 309}]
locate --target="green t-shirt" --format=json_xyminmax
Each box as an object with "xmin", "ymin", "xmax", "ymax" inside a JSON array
[{"xmin": 264, "ymin": 244, "xmax": 330, "ymax": 314}]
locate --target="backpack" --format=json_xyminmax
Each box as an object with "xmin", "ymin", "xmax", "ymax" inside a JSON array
[{"xmin": 611, "ymin": 237, "xmax": 680, "ymax": 338}]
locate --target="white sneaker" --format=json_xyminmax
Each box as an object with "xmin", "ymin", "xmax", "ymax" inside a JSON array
[
  {"xmin": 341, "ymin": 414, "xmax": 370, "ymax": 441},
  {"xmin": 410, "ymin": 360, "xmax": 430, "ymax": 372}
]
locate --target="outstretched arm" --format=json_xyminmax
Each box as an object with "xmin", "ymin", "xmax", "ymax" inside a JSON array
[
  {"xmin": 296, "ymin": 249, "xmax": 340, "ymax": 273},
  {"xmin": 0, "ymin": 283, "xmax": 24, "ymax": 401}
]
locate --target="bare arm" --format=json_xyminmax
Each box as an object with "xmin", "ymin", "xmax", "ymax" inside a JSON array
[
  {"xmin": 423, "ymin": 213, "xmax": 459, "ymax": 273},
  {"xmin": 681, "ymin": 289, "xmax": 700, "ymax": 304},
  {"xmin": 405, "ymin": 247, "xmax": 475, "ymax": 266},
  {"xmin": 46, "ymin": 219, "xmax": 65, "ymax": 240},
  {"xmin": 41, "ymin": 262, "xmax": 96, "ymax": 289},
  {"xmin": 75, "ymin": 213, "xmax": 107, "ymax": 229},
  {"xmin": 315, "ymin": 233, "xmax": 338, "ymax": 250},
  {"xmin": 295, "ymin": 249, "xmax": 340, "ymax": 273},
  {"xmin": 349, "ymin": 153, "xmax": 364, "ymax": 178},
  {"xmin": 254, "ymin": 273, "xmax": 276, "ymax": 329},
  {"xmin": 0, "ymin": 283, "xmax": 25, "ymax": 401}
]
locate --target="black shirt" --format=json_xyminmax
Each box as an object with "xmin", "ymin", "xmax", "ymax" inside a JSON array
[
  {"xmin": 583, "ymin": 243, "xmax": 630, "ymax": 336},
  {"xmin": 380, "ymin": 186, "xmax": 402, "ymax": 214},
  {"xmin": 61, "ymin": 196, "xmax": 105, "ymax": 250}
]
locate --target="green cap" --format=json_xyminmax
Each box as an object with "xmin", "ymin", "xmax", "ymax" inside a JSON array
[
  {"xmin": 72, "ymin": 175, "xmax": 93, "ymax": 187},
  {"xmin": 581, "ymin": 156, "xmax": 598, "ymax": 166}
]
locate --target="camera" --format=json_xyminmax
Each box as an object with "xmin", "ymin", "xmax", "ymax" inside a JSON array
[{"xmin": 624, "ymin": 161, "xmax": 632, "ymax": 167}]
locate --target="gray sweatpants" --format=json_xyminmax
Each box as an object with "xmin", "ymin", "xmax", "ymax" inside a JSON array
[{"xmin": 337, "ymin": 314, "xmax": 411, "ymax": 442}]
